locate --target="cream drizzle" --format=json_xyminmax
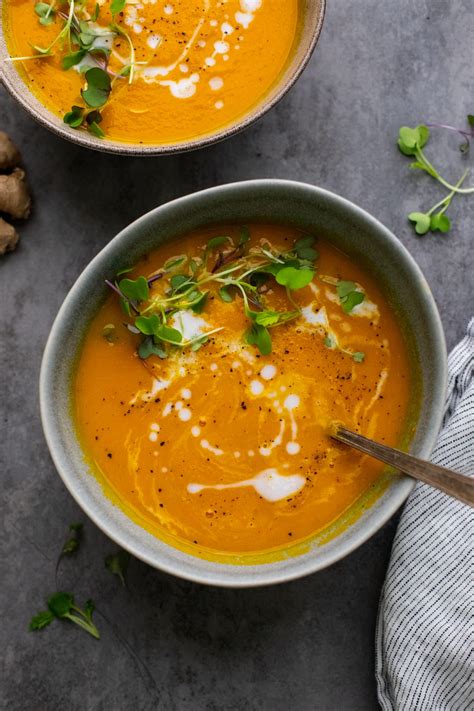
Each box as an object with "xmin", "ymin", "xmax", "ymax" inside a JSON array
[{"xmin": 187, "ymin": 468, "xmax": 305, "ymax": 502}]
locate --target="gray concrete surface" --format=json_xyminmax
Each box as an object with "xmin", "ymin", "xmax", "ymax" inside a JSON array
[{"xmin": 1, "ymin": 0, "xmax": 473, "ymax": 709}]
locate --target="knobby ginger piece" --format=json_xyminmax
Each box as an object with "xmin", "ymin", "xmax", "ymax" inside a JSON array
[
  {"xmin": 0, "ymin": 216, "xmax": 19, "ymax": 255},
  {"xmin": 0, "ymin": 131, "xmax": 21, "ymax": 170},
  {"xmin": 0, "ymin": 168, "xmax": 31, "ymax": 219}
]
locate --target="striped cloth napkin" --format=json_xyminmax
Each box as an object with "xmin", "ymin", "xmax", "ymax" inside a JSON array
[{"xmin": 376, "ymin": 319, "xmax": 474, "ymax": 710}]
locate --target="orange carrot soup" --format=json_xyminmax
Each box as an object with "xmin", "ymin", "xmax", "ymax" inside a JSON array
[
  {"xmin": 4, "ymin": 0, "xmax": 299, "ymax": 144},
  {"xmin": 73, "ymin": 225, "xmax": 416, "ymax": 561}
]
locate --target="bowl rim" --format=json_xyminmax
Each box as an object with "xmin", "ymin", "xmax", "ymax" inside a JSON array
[
  {"xmin": 39, "ymin": 179, "xmax": 448, "ymax": 587},
  {"xmin": 0, "ymin": 0, "xmax": 326, "ymax": 156}
]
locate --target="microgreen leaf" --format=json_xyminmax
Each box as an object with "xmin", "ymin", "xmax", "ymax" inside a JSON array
[
  {"xmin": 164, "ymin": 256, "xmax": 186, "ymax": 271},
  {"xmin": 111, "ymin": 0, "xmax": 127, "ymax": 15},
  {"xmin": 34, "ymin": 2, "xmax": 55, "ymax": 25},
  {"xmin": 219, "ymin": 286, "xmax": 234, "ymax": 302},
  {"xmin": 429, "ymin": 213, "xmax": 451, "ymax": 233},
  {"xmin": 408, "ymin": 211, "xmax": 431, "ymax": 235},
  {"xmin": 81, "ymin": 67, "xmax": 111, "ymax": 108},
  {"xmin": 293, "ymin": 235, "xmax": 318, "ymax": 261},
  {"xmin": 29, "ymin": 610, "xmax": 55, "ymax": 631},
  {"xmin": 118, "ymin": 276, "xmax": 149, "ymax": 302},
  {"xmin": 353, "ymin": 351, "xmax": 365, "ymax": 363},
  {"xmin": 61, "ymin": 522, "xmax": 83, "ymax": 556},
  {"xmin": 276, "ymin": 266, "xmax": 314, "ymax": 290},
  {"xmin": 170, "ymin": 274, "xmax": 193, "ymax": 292},
  {"xmin": 398, "ymin": 125, "xmax": 430, "ymax": 155},
  {"xmin": 239, "ymin": 226, "xmax": 250, "ymax": 246},
  {"xmin": 62, "ymin": 49, "xmax": 86, "ymax": 69},
  {"xmin": 336, "ymin": 281, "xmax": 365, "ymax": 313},
  {"xmin": 135, "ymin": 314, "xmax": 160, "ymax": 336},
  {"xmin": 105, "ymin": 549, "xmax": 130, "ymax": 587},
  {"xmin": 91, "ymin": 3, "xmax": 100, "ymax": 21},
  {"xmin": 48, "ymin": 591, "xmax": 73, "ymax": 617},
  {"xmin": 155, "ymin": 325, "xmax": 183, "ymax": 345},
  {"xmin": 245, "ymin": 324, "xmax": 272, "ymax": 355},
  {"xmin": 63, "ymin": 105, "xmax": 84, "ymax": 128},
  {"xmin": 138, "ymin": 336, "xmax": 167, "ymax": 360},
  {"xmin": 254, "ymin": 310, "xmax": 299, "ymax": 327},
  {"xmin": 190, "ymin": 291, "xmax": 208, "ymax": 314},
  {"xmin": 206, "ymin": 236, "xmax": 230, "ymax": 251},
  {"xmin": 324, "ymin": 334, "xmax": 336, "ymax": 349},
  {"xmin": 102, "ymin": 324, "xmax": 116, "ymax": 342},
  {"xmin": 46, "ymin": 592, "xmax": 100, "ymax": 639}
]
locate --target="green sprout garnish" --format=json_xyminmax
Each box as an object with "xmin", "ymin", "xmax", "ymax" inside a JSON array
[{"xmin": 398, "ymin": 119, "xmax": 474, "ymax": 236}]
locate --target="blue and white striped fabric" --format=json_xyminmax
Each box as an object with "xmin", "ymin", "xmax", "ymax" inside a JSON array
[{"xmin": 376, "ymin": 319, "xmax": 474, "ymax": 711}]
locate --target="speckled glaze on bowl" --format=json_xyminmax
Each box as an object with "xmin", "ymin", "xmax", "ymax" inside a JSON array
[
  {"xmin": 40, "ymin": 180, "xmax": 447, "ymax": 587},
  {"xmin": 0, "ymin": 1, "xmax": 325, "ymax": 155}
]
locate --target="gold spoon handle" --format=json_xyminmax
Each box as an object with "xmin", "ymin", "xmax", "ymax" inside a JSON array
[{"xmin": 332, "ymin": 426, "xmax": 474, "ymax": 508}]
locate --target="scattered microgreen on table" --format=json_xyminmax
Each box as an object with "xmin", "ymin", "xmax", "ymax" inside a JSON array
[
  {"xmin": 398, "ymin": 118, "xmax": 474, "ymax": 236},
  {"xmin": 30, "ymin": 592, "xmax": 100, "ymax": 639}
]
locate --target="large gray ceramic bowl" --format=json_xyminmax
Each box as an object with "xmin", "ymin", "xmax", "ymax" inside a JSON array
[
  {"xmin": 0, "ymin": 1, "xmax": 324, "ymax": 155},
  {"xmin": 40, "ymin": 180, "xmax": 447, "ymax": 587}
]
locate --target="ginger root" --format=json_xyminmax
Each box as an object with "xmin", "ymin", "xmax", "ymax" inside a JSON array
[
  {"xmin": 0, "ymin": 216, "xmax": 19, "ymax": 255},
  {"xmin": 0, "ymin": 168, "xmax": 31, "ymax": 219},
  {"xmin": 0, "ymin": 132, "xmax": 31, "ymax": 255},
  {"xmin": 0, "ymin": 131, "xmax": 21, "ymax": 170}
]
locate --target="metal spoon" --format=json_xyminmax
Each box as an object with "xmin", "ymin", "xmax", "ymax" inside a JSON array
[{"xmin": 331, "ymin": 425, "xmax": 474, "ymax": 507}]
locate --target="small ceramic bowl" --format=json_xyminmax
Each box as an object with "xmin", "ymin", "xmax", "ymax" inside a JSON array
[
  {"xmin": 40, "ymin": 180, "xmax": 447, "ymax": 587},
  {"xmin": 0, "ymin": 1, "xmax": 325, "ymax": 155}
]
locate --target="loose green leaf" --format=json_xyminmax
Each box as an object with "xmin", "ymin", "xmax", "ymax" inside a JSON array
[
  {"xmin": 105, "ymin": 549, "xmax": 130, "ymax": 587},
  {"xmin": 324, "ymin": 334, "xmax": 336, "ymax": 349},
  {"xmin": 206, "ymin": 236, "xmax": 230, "ymax": 251},
  {"xmin": 170, "ymin": 274, "xmax": 193, "ymax": 292},
  {"xmin": 293, "ymin": 235, "xmax": 318, "ymax": 261},
  {"xmin": 118, "ymin": 276, "xmax": 149, "ymax": 302},
  {"xmin": 245, "ymin": 324, "xmax": 272, "ymax": 355},
  {"xmin": 135, "ymin": 314, "xmax": 160, "ymax": 336},
  {"xmin": 398, "ymin": 125, "xmax": 429, "ymax": 155},
  {"xmin": 111, "ymin": 0, "xmax": 127, "ymax": 15},
  {"xmin": 336, "ymin": 281, "xmax": 365, "ymax": 313},
  {"xmin": 34, "ymin": 2, "xmax": 55, "ymax": 25},
  {"xmin": 46, "ymin": 592, "xmax": 100, "ymax": 639},
  {"xmin": 408, "ymin": 211, "xmax": 431, "ymax": 235},
  {"xmin": 276, "ymin": 266, "xmax": 314, "ymax": 290},
  {"xmin": 164, "ymin": 256, "xmax": 186, "ymax": 271},
  {"xmin": 48, "ymin": 592, "xmax": 74, "ymax": 617},
  {"xmin": 254, "ymin": 310, "xmax": 298, "ymax": 327},
  {"xmin": 219, "ymin": 286, "xmax": 234, "ymax": 302},
  {"xmin": 81, "ymin": 68, "xmax": 111, "ymax": 108},
  {"xmin": 29, "ymin": 610, "xmax": 55, "ymax": 631},
  {"xmin": 138, "ymin": 336, "xmax": 167, "ymax": 360},
  {"xmin": 430, "ymin": 213, "xmax": 451, "ymax": 233},
  {"xmin": 467, "ymin": 114, "xmax": 474, "ymax": 127},
  {"xmin": 63, "ymin": 105, "xmax": 84, "ymax": 128},
  {"xmin": 62, "ymin": 50, "xmax": 86, "ymax": 70},
  {"xmin": 61, "ymin": 522, "xmax": 83, "ymax": 556},
  {"xmin": 239, "ymin": 225, "xmax": 250, "ymax": 246},
  {"xmin": 155, "ymin": 325, "xmax": 183, "ymax": 345},
  {"xmin": 190, "ymin": 291, "xmax": 208, "ymax": 314},
  {"xmin": 353, "ymin": 351, "xmax": 365, "ymax": 363}
]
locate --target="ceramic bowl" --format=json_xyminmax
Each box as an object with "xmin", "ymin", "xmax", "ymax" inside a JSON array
[
  {"xmin": 40, "ymin": 180, "xmax": 447, "ymax": 587},
  {"xmin": 0, "ymin": 1, "xmax": 325, "ymax": 155}
]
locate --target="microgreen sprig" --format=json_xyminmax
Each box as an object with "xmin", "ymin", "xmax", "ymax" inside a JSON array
[
  {"xmin": 30, "ymin": 592, "xmax": 100, "ymax": 639},
  {"xmin": 398, "ymin": 119, "xmax": 474, "ymax": 236}
]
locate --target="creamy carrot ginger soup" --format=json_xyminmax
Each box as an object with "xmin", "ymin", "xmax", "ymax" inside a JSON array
[
  {"xmin": 4, "ymin": 0, "xmax": 299, "ymax": 143},
  {"xmin": 74, "ymin": 225, "xmax": 415, "ymax": 559}
]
